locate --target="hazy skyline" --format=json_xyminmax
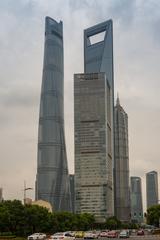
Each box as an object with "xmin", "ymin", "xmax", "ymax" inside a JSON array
[{"xmin": 0, "ymin": 0, "xmax": 160, "ymax": 211}]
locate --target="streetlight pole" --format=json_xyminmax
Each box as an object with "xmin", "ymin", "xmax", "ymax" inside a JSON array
[{"xmin": 23, "ymin": 181, "xmax": 33, "ymax": 205}]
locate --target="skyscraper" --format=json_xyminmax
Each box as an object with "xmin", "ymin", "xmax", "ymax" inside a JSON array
[
  {"xmin": 146, "ymin": 171, "xmax": 159, "ymax": 209},
  {"xmin": 84, "ymin": 20, "xmax": 114, "ymax": 90},
  {"xmin": 0, "ymin": 188, "xmax": 3, "ymax": 202},
  {"xmin": 36, "ymin": 17, "xmax": 71, "ymax": 211},
  {"xmin": 69, "ymin": 174, "xmax": 75, "ymax": 213},
  {"xmin": 74, "ymin": 20, "xmax": 114, "ymax": 221},
  {"xmin": 74, "ymin": 73, "xmax": 113, "ymax": 221},
  {"xmin": 130, "ymin": 177, "xmax": 143, "ymax": 223},
  {"xmin": 114, "ymin": 96, "xmax": 130, "ymax": 222}
]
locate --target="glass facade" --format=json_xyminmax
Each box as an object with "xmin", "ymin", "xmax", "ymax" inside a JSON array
[
  {"xmin": 130, "ymin": 177, "xmax": 143, "ymax": 223},
  {"xmin": 114, "ymin": 97, "xmax": 131, "ymax": 222},
  {"xmin": 146, "ymin": 171, "xmax": 159, "ymax": 209},
  {"xmin": 74, "ymin": 20, "xmax": 114, "ymax": 222},
  {"xmin": 74, "ymin": 73, "xmax": 113, "ymax": 221},
  {"xmin": 36, "ymin": 17, "xmax": 71, "ymax": 211}
]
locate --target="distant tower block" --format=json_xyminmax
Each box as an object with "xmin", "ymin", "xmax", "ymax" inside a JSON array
[
  {"xmin": 146, "ymin": 171, "xmax": 159, "ymax": 209},
  {"xmin": 36, "ymin": 17, "xmax": 71, "ymax": 211},
  {"xmin": 0, "ymin": 188, "xmax": 3, "ymax": 202},
  {"xmin": 130, "ymin": 177, "xmax": 143, "ymax": 223}
]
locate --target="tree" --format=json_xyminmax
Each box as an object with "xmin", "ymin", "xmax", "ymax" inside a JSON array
[
  {"xmin": 105, "ymin": 216, "xmax": 121, "ymax": 230},
  {"xmin": 74, "ymin": 213, "xmax": 95, "ymax": 230},
  {"xmin": 147, "ymin": 205, "xmax": 160, "ymax": 227},
  {"xmin": 24, "ymin": 204, "xmax": 53, "ymax": 234},
  {"xmin": 0, "ymin": 200, "xmax": 95, "ymax": 236},
  {"xmin": 0, "ymin": 204, "xmax": 10, "ymax": 232},
  {"xmin": 0, "ymin": 200, "xmax": 26, "ymax": 234},
  {"xmin": 0, "ymin": 200, "xmax": 53, "ymax": 236}
]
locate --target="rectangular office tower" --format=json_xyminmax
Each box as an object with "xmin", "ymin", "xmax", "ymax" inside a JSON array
[
  {"xmin": 36, "ymin": 17, "xmax": 71, "ymax": 211},
  {"xmin": 74, "ymin": 72, "xmax": 113, "ymax": 221},
  {"xmin": 130, "ymin": 177, "xmax": 143, "ymax": 223},
  {"xmin": 74, "ymin": 20, "xmax": 114, "ymax": 221},
  {"xmin": 146, "ymin": 171, "xmax": 159, "ymax": 209},
  {"xmin": 114, "ymin": 96, "xmax": 131, "ymax": 222}
]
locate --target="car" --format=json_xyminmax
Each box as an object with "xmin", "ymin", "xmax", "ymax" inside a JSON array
[
  {"xmin": 49, "ymin": 232, "xmax": 75, "ymax": 240},
  {"xmin": 119, "ymin": 230, "xmax": 129, "ymax": 238},
  {"xmin": 137, "ymin": 229, "xmax": 144, "ymax": 236},
  {"xmin": 84, "ymin": 231, "xmax": 99, "ymax": 239},
  {"xmin": 99, "ymin": 231, "xmax": 109, "ymax": 237},
  {"xmin": 74, "ymin": 231, "xmax": 85, "ymax": 238},
  {"xmin": 51, "ymin": 232, "xmax": 75, "ymax": 240},
  {"xmin": 28, "ymin": 233, "xmax": 46, "ymax": 240},
  {"xmin": 106, "ymin": 230, "xmax": 118, "ymax": 238},
  {"xmin": 151, "ymin": 228, "xmax": 160, "ymax": 235}
]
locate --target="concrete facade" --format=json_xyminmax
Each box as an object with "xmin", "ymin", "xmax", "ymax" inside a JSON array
[
  {"xmin": 36, "ymin": 17, "xmax": 71, "ymax": 211},
  {"xmin": 114, "ymin": 96, "xmax": 131, "ymax": 222},
  {"xmin": 130, "ymin": 177, "xmax": 143, "ymax": 223},
  {"xmin": 146, "ymin": 171, "xmax": 159, "ymax": 209}
]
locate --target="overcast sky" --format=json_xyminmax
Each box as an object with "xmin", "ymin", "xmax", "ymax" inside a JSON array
[{"xmin": 0, "ymin": 0, "xmax": 160, "ymax": 211}]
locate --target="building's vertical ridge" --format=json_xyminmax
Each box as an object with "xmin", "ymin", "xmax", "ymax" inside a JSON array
[{"xmin": 36, "ymin": 17, "xmax": 71, "ymax": 211}]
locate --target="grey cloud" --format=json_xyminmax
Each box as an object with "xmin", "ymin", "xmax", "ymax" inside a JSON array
[
  {"xmin": 68, "ymin": 0, "xmax": 89, "ymax": 10},
  {"xmin": 0, "ymin": 88, "xmax": 39, "ymax": 108},
  {"xmin": 107, "ymin": 0, "xmax": 136, "ymax": 26}
]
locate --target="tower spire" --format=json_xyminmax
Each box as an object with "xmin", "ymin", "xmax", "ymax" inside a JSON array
[{"xmin": 116, "ymin": 92, "xmax": 120, "ymax": 106}]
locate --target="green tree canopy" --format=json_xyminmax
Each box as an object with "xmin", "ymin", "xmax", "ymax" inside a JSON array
[
  {"xmin": 0, "ymin": 200, "xmax": 95, "ymax": 236},
  {"xmin": 147, "ymin": 204, "xmax": 160, "ymax": 227},
  {"xmin": 105, "ymin": 216, "xmax": 121, "ymax": 230}
]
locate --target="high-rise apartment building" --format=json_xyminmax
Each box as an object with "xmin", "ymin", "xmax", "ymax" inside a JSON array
[
  {"xmin": 130, "ymin": 177, "xmax": 143, "ymax": 223},
  {"xmin": 146, "ymin": 171, "xmax": 159, "ymax": 209},
  {"xmin": 74, "ymin": 72, "xmax": 113, "ymax": 221},
  {"xmin": 114, "ymin": 96, "xmax": 130, "ymax": 222},
  {"xmin": 36, "ymin": 17, "xmax": 71, "ymax": 211},
  {"xmin": 74, "ymin": 20, "xmax": 114, "ymax": 221}
]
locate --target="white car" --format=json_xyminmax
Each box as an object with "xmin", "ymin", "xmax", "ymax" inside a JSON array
[
  {"xmin": 84, "ymin": 231, "xmax": 99, "ymax": 239},
  {"xmin": 99, "ymin": 231, "xmax": 109, "ymax": 237},
  {"xmin": 119, "ymin": 230, "xmax": 129, "ymax": 238},
  {"xmin": 49, "ymin": 232, "xmax": 75, "ymax": 240},
  {"xmin": 28, "ymin": 233, "xmax": 46, "ymax": 240}
]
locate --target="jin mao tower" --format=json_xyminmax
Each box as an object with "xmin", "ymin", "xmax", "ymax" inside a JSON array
[{"xmin": 114, "ymin": 96, "xmax": 130, "ymax": 222}]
